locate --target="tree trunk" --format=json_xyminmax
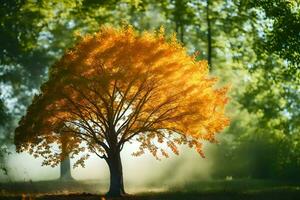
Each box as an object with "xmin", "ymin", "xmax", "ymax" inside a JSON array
[
  {"xmin": 206, "ymin": 0, "xmax": 212, "ymax": 70},
  {"xmin": 180, "ymin": 24, "xmax": 184, "ymax": 44},
  {"xmin": 106, "ymin": 149, "xmax": 126, "ymax": 197},
  {"xmin": 60, "ymin": 154, "xmax": 73, "ymax": 180},
  {"xmin": 174, "ymin": 0, "xmax": 184, "ymax": 44},
  {"xmin": 60, "ymin": 134, "xmax": 73, "ymax": 180}
]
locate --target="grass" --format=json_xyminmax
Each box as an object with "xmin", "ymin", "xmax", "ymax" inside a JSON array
[{"xmin": 1, "ymin": 179, "xmax": 300, "ymax": 200}]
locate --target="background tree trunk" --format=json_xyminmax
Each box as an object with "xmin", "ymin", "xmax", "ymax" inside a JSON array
[
  {"xmin": 60, "ymin": 135, "xmax": 73, "ymax": 180},
  {"xmin": 106, "ymin": 149, "xmax": 125, "ymax": 197},
  {"xmin": 60, "ymin": 154, "xmax": 73, "ymax": 180},
  {"xmin": 206, "ymin": 0, "xmax": 212, "ymax": 70},
  {"xmin": 174, "ymin": 0, "xmax": 184, "ymax": 43}
]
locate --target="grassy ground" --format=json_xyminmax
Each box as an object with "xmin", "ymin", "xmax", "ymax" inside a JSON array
[{"xmin": 1, "ymin": 179, "xmax": 300, "ymax": 200}]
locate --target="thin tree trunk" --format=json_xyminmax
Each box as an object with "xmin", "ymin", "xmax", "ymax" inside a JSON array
[
  {"xmin": 175, "ymin": 22, "xmax": 180, "ymax": 38},
  {"xmin": 60, "ymin": 154, "xmax": 73, "ymax": 180},
  {"xmin": 174, "ymin": 0, "xmax": 184, "ymax": 43},
  {"xmin": 206, "ymin": 0, "xmax": 212, "ymax": 70},
  {"xmin": 180, "ymin": 23, "xmax": 184, "ymax": 43},
  {"xmin": 60, "ymin": 135, "xmax": 73, "ymax": 180},
  {"xmin": 106, "ymin": 149, "xmax": 126, "ymax": 197},
  {"xmin": 175, "ymin": 23, "xmax": 184, "ymax": 43}
]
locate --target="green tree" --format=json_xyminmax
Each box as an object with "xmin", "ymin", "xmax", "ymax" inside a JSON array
[{"xmin": 212, "ymin": 0, "xmax": 300, "ymax": 179}]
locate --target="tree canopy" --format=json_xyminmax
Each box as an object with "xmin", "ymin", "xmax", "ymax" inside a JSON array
[{"xmin": 15, "ymin": 26, "xmax": 229, "ymax": 165}]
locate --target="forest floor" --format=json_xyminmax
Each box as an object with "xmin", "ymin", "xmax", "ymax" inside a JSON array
[{"xmin": 0, "ymin": 179, "xmax": 300, "ymax": 200}]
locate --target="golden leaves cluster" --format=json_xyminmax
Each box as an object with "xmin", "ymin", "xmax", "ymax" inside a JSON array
[{"xmin": 15, "ymin": 25, "xmax": 229, "ymax": 162}]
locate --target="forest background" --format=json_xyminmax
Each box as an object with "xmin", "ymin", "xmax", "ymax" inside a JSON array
[{"xmin": 0, "ymin": 0, "xmax": 299, "ymax": 184}]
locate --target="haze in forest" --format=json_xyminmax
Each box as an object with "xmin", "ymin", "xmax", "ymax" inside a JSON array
[{"xmin": 1, "ymin": 142, "xmax": 218, "ymax": 191}]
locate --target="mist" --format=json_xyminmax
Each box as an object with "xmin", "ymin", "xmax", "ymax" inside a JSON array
[{"xmin": 1, "ymin": 141, "xmax": 217, "ymax": 193}]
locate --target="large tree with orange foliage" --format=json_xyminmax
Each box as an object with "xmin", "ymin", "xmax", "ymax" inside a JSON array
[{"xmin": 15, "ymin": 26, "xmax": 229, "ymax": 197}]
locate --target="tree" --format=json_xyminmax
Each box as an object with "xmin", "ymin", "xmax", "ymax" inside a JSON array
[
  {"xmin": 237, "ymin": 0, "xmax": 300, "ymax": 179},
  {"xmin": 14, "ymin": 26, "xmax": 229, "ymax": 196},
  {"xmin": 210, "ymin": 0, "xmax": 300, "ymax": 180},
  {"xmin": 248, "ymin": 0, "xmax": 300, "ymax": 68}
]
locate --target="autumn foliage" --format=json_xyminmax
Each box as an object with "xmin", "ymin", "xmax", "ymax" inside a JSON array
[{"xmin": 15, "ymin": 26, "xmax": 229, "ymax": 195}]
